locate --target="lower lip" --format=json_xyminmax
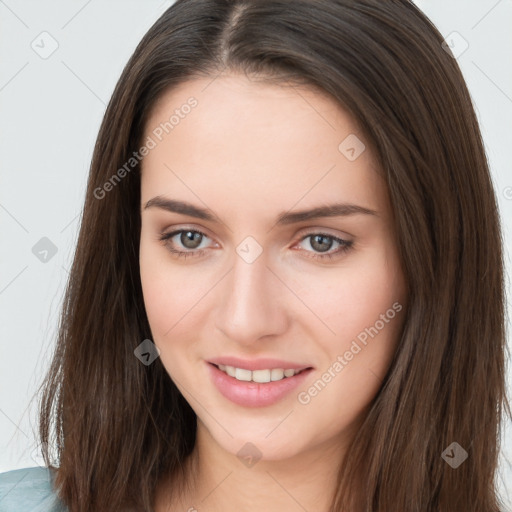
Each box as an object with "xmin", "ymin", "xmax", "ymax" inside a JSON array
[{"xmin": 206, "ymin": 362, "xmax": 313, "ymax": 408}]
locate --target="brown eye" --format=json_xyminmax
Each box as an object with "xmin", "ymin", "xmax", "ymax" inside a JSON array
[
  {"xmin": 296, "ymin": 233, "xmax": 354, "ymax": 261},
  {"xmin": 159, "ymin": 229, "xmax": 212, "ymax": 259},
  {"xmin": 180, "ymin": 230, "xmax": 203, "ymax": 249},
  {"xmin": 309, "ymin": 234, "xmax": 334, "ymax": 252}
]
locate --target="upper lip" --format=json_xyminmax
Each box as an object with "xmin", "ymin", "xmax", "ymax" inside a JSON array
[{"xmin": 207, "ymin": 356, "xmax": 313, "ymax": 371}]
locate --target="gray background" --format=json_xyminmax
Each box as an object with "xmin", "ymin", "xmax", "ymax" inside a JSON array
[{"xmin": 1, "ymin": 0, "xmax": 511, "ymax": 506}]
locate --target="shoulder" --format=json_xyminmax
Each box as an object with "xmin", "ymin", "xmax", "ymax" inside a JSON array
[{"xmin": 0, "ymin": 466, "xmax": 68, "ymax": 512}]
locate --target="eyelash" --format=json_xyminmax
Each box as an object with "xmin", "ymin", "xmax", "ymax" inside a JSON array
[{"xmin": 158, "ymin": 229, "xmax": 353, "ymax": 261}]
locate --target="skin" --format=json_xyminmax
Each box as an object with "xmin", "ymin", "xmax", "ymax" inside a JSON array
[{"xmin": 139, "ymin": 73, "xmax": 408, "ymax": 512}]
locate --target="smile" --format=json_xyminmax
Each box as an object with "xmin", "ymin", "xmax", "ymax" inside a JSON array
[
  {"xmin": 207, "ymin": 362, "xmax": 314, "ymax": 407},
  {"xmin": 214, "ymin": 364, "xmax": 307, "ymax": 383}
]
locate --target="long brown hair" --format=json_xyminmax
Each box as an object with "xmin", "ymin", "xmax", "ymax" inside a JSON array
[{"xmin": 38, "ymin": 0, "xmax": 511, "ymax": 510}]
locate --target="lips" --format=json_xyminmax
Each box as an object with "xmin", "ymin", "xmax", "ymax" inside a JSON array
[{"xmin": 206, "ymin": 357, "xmax": 313, "ymax": 407}]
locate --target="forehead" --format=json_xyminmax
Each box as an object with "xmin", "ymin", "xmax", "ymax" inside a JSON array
[{"xmin": 140, "ymin": 73, "xmax": 388, "ymax": 222}]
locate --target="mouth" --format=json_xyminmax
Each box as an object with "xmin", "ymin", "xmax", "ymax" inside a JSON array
[
  {"xmin": 209, "ymin": 363, "xmax": 312, "ymax": 383},
  {"xmin": 206, "ymin": 362, "xmax": 314, "ymax": 408}
]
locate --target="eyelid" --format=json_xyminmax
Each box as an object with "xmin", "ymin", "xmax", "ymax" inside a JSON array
[
  {"xmin": 160, "ymin": 224, "xmax": 217, "ymax": 242},
  {"xmin": 295, "ymin": 225, "xmax": 353, "ymax": 240}
]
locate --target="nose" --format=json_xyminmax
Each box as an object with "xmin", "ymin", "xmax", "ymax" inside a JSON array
[{"xmin": 214, "ymin": 247, "xmax": 288, "ymax": 345}]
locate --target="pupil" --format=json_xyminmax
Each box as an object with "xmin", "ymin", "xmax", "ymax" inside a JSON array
[{"xmin": 311, "ymin": 235, "xmax": 332, "ymax": 252}]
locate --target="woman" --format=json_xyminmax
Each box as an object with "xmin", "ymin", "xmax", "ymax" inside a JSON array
[{"xmin": 1, "ymin": 0, "xmax": 509, "ymax": 511}]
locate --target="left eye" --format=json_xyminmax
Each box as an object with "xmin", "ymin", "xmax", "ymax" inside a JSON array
[{"xmin": 295, "ymin": 233, "xmax": 353, "ymax": 260}]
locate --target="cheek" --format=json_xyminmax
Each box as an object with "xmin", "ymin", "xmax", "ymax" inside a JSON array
[
  {"xmin": 140, "ymin": 266, "xmax": 204, "ymax": 382},
  {"xmin": 291, "ymin": 243, "xmax": 406, "ymax": 413},
  {"xmin": 292, "ymin": 244, "xmax": 405, "ymax": 342},
  {"xmin": 301, "ymin": 245, "xmax": 405, "ymax": 408},
  {"xmin": 139, "ymin": 236, "xmax": 208, "ymax": 352}
]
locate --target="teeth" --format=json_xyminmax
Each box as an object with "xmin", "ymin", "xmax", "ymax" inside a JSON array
[
  {"xmin": 235, "ymin": 368, "xmax": 252, "ymax": 381},
  {"xmin": 271, "ymin": 369, "xmax": 284, "ymax": 381},
  {"xmin": 253, "ymin": 369, "xmax": 271, "ymax": 383},
  {"xmin": 218, "ymin": 365, "xmax": 304, "ymax": 383}
]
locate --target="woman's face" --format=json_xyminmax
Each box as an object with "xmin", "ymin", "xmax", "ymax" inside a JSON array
[{"xmin": 139, "ymin": 73, "xmax": 407, "ymax": 461}]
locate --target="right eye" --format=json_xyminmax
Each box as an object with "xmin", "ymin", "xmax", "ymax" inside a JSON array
[{"xmin": 159, "ymin": 229, "xmax": 215, "ymax": 259}]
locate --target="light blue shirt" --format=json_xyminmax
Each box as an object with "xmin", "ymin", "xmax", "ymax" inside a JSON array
[{"xmin": 0, "ymin": 466, "xmax": 67, "ymax": 512}]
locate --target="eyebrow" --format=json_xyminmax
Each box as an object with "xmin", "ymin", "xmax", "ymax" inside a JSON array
[{"xmin": 143, "ymin": 196, "xmax": 378, "ymax": 224}]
